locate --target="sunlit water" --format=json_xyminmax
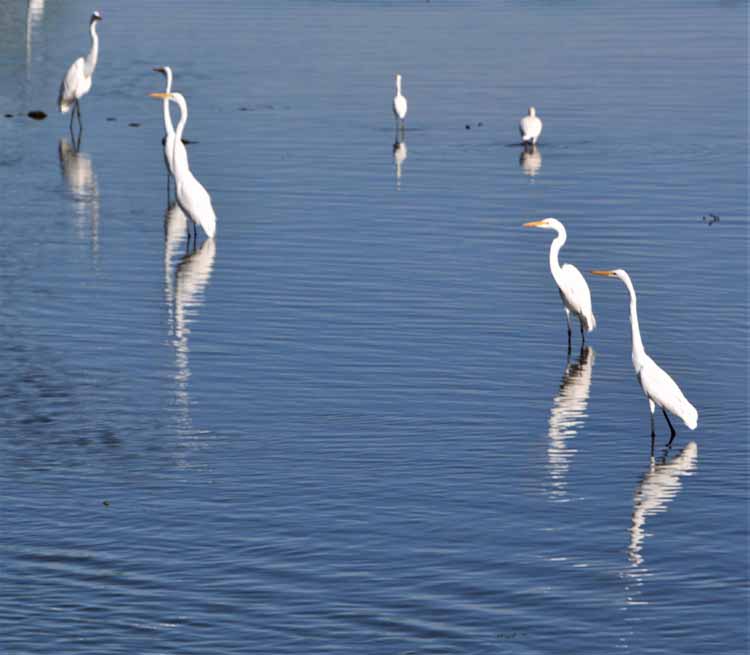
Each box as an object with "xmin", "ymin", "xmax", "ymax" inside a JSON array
[{"xmin": 1, "ymin": 1, "xmax": 747, "ymax": 653}]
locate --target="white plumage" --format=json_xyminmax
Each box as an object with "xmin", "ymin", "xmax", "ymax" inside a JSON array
[
  {"xmin": 519, "ymin": 106, "xmax": 543, "ymax": 144},
  {"xmin": 58, "ymin": 11, "xmax": 101, "ymax": 122},
  {"xmin": 153, "ymin": 66, "xmax": 187, "ymax": 184},
  {"xmin": 392, "ymin": 73, "xmax": 408, "ymax": 122},
  {"xmin": 524, "ymin": 218, "xmax": 596, "ymax": 349},
  {"xmin": 150, "ymin": 92, "xmax": 216, "ymax": 240},
  {"xmin": 591, "ymin": 269, "xmax": 698, "ymax": 446}
]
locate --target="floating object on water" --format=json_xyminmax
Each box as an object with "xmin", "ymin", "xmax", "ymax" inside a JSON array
[
  {"xmin": 27, "ymin": 110, "xmax": 47, "ymax": 120},
  {"xmin": 701, "ymin": 213, "xmax": 720, "ymax": 226},
  {"xmin": 128, "ymin": 122, "xmax": 141, "ymax": 127}
]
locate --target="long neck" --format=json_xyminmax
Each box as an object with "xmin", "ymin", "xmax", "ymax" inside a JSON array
[
  {"xmin": 396, "ymin": 77, "xmax": 402, "ymax": 95},
  {"xmin": 162, "ymin": 72, "xmax": 174, "ymax": 136},
  {"xmin": 84, "ymin": 21, "xmax": 99, "ymax": 77},
  {"xmin": 623, "ymin": 276, "xmax": 647, "ymax": 363},
  {"xmin": 172, "ymin": 98, "xmax": 189, "ymax": 177},
  {"xmin": 548, "ymin": 227, "xmax": 566, "ymax": 287}
]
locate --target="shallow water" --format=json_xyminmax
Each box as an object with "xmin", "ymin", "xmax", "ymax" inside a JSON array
[{"xmin": 1, "ymin": 1, "xmax": 747, "ymax": 653}]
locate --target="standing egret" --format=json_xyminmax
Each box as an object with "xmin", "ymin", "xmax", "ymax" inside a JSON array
[
  {"xmin": 393, "ymin": 73, "xmax": 408, "ymax": 127},
  {"xmin": 149, "ymin": 92, "xmax": 216, "ymax": 241},
  {"xmin": 523, "ymin": 218, "xmax": 596, "ymax": 350},
  {"xmin": 58, "ymin": 11, "xmax": 102, "ymax": 130},
  {"xmin": 153, "ymin": 66, "xmax": 187, "ymax": 198},
  {"xmin": 591, "ymin": 269, "xmax": 698, "ymax": 450},
  {"xmin": 520, "ymin": 106, "xmax": 542, "ymax": 145}
]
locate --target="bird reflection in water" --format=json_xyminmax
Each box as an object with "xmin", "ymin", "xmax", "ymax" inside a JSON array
[
  {"xmin": 393, "ymin": 135, "xmax": 407, "ymax": 189},
  {"xmin": 26, "ymin": 0, "xmax": 45, "ymax": 75},
  {"xmin": 164, "ymin": 212, "xmax": 216, "ymax": 442},
  {"xmin": 520, "ymin": 143, "xmax": 542, "ymax": 177},
  {"xmin": 628, "ymin": 441, "xmax": 698, "ymax": 567},
  {"xmin": 546, "ymin": 347, "xmax": 595, "ymax": 501},
  {"xmin": 58, "ymin": 135, "xmax": 99, "ymax": 259}
]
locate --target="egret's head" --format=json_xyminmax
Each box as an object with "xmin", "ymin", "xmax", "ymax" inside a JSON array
[
  {"xmin": 91, "ymin": 11, "xmax": 102, "ymax": 23},
  {"xmin": 523, "ymin": 217, "xmax": 562, "ymax": 231},
  {"xmin": 529, "ymin": 106, "xmax": 536, "ymax": 116},
  {"xmin": 396, "ymin": 73, "xmax": 402, "ymax": 85},
  {"xmin": 152, "ymin": 66, "xmax": 173, "ymax": 78},
  {"xmin": 591, "ymin": 268, "xmax": 629, "ymax": 283}
]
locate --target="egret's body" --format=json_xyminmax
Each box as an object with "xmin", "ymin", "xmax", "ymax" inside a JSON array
[
  {"xmin": 592, "ymin": 269, "xmax": 698, "ymax": 449},
  {"xmin": 150, "ymin": 92, "xmax": 216, "ymax": 241},
  {"xmin": 520, "ymin": 106, "xmax": 543, "ymax": 145},
  {"xmin": 524, "ymin": 218, "xmax": 596, "ymax": 349},
  {"xmin": 58, "ymin": 11, "xmax": 101, "ymax": 128},
  {"xmin": 393, "ymin": 73, "xmax": 408, "ymax": 124}
]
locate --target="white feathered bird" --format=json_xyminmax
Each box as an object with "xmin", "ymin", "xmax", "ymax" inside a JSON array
[
  {"xmin": 392, "ymin": 73, "xmax": 408, "ymax": 124},
  {"xmin": 591, "ymin": 269, "xmax": 698, "ymax": 447},
  {"xmin": 524, "ymin": 218, "xmax": 596, "ymax": 349},
  {"xmin": 58, "ymin": 11, "xmax": 102, "ymax": 127},
  {"xmin": 519, "ymin": 106, "xmax": 543, "ymax": 144},
  {"xmin": 150, "ymin": 92, "xmax": 216, "ymax": 241}
]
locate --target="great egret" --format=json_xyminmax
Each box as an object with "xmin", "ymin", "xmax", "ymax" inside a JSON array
[
  {"xmin": 58, "ymin": 11, "xmax": 102, "ymax": 130},
  {"xmin": 519, "ymin": 106, "xmax": 542, "ymax": 145},
  {"xmin": 591, "ymin": 269, "xmax": 698, "ymax": 450},
  {"xmin": 523, "ymin": 218, "xmax": 596, "ymax": 350},
  {"xmin": 149, "ymin": 92, "xmax": 216, "ymax": 241},
  {"xmin": 393, "ymin": 73, "xmax": 408, "ymax": 126}
]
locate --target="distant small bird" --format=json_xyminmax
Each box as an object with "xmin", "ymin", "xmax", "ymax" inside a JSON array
[
  {"xmin": 519, "ymin": 106, "xmax": 543, "ymax": 145},
  {"xmin": 591, "ymin": 269, "xmax": 698, "ymax": 451},
  {"xmin": 150, "ymin": 92, "xmax": 216, "ymax": 241},
  {"xmin": 523, "ymin": 218, "xmax": 596, "ymax": 350},
  {"xmin": 58, "ymin": 11, "xmax": 102, "ymax": 129},
  {"xmin": 393, "ymin": 73, "xmax": 408, "ymax": 125},
  {"xmin": 702, "ymin": 213, "xmax": 720, "ymax": 226}
]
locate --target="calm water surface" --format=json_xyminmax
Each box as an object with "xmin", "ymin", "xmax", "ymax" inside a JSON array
[{"xmin": 1, "ymin": 1, "xmax": 747, "ymax": 653}]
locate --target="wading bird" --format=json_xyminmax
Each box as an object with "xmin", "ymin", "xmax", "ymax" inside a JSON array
[
  {"xmin": 153, "ymin": 66, "xmax": 187, "ymax": 198},
  {"xmin": 393, "ymin": 73, "xmax": 408, "ymax": 127},
  {"xmin": 519, "ymin": 106, "xmax": 542, "ymax": 145},
  {"xmin": 58, "ymin": 11, "xmax": 102, "ymax": 130},
  {"xmin": 591, "ymin": 269, "xmax": 698, "ymax": 451},
  {"xmin": 150, "ymin": 92, "xmax": 216, "ymax": 242},
  {"xmin": 523, "ymin": 218, "xmax": 596, "ymax": 350}
]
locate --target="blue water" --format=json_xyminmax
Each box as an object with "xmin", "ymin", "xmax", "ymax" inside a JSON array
[{"xmin": 1, "ymin": 1, "xmax": 747, "ymax": 653}]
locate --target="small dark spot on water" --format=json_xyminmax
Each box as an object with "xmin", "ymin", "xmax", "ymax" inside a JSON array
[
  {"xmin": 465, "ymin": 124, "xmax": 471, "ymax": 130},
  {"xmin": 102, "ymin": 500, "xmax": 110, "ymax": 507},
  {"xmin": 477, "ymin": 121, "xmax": 483, "ymax": 127},
  {"xmin": 5, "ymin": 113, "xmax": 13, "ymax": 118},
  {"xmin": 106, "ymin": 117, "xmax": 117, "ymax": 122},
  {"xmin": 27, "ymin": 110, "xmax": 47, "ymax": 120},
  {"xmin": 702, "ymin": 213, "xmax": 720, "ymax": 226},
  {"xmin": 128, "ymin": 122, "xmax": 141, "ymax": 127},
  {"xmin": 239, "ymin": 107, "xmax": 248, "ymax": 111}
]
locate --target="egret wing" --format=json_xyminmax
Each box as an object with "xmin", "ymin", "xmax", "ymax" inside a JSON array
[{"xmin": 58, "ymin": 57, "xmax": 84, "ymax": 112}]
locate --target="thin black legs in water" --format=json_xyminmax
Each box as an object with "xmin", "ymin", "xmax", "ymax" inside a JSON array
[
  {"xmin": 650, "ymin": 405, "xmax": 678, "ymax": 456},
  {"xmin": 69, "ymin": 100, "xmax": 83, "ymax": 144},
  {"xmin": 663, "ymin": 409, "xmax": 677, "ymax": 447},
  {"xmin": 564, "ymin": 311, "xmax": 586, "ymax": 356}
]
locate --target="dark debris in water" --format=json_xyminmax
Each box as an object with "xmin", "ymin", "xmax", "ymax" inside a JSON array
[
  {"xmin": 465, "ymin": 124, "xmax": 471, "ymax": 130},
  {"xmin": 106, "ymin": 117, "xmax": 117, "ymax": 122},
  {"xmin": 128, "ymin": 122, "xmax": 141, "ymax": 127},
  {"xmin": 702, "ymin": 213, "xmax": 720, "ymax": 226},
  {"xmin": 102, "ymin": 500, "xmax": 110, "ymax": 507},
  {"xmin": 4, "ymin": 113, "xmax": 13, "ymax": 118},
  {"xmin": 27, "ymin": 110, "xmax": 47, "ymax": 120}
]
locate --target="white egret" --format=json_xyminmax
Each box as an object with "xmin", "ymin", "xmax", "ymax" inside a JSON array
[
  {"xmin": 393, "ymin": 73, "xmax": 408, "ymax": 125},
  {"xmin": 153, "ymin": 66, "xmax": 188, "ymax": 199},
  {"xmin": 523, "ymin": 218, "xmax": 596, "ymax": 350},
  {"xmin": 149, "ymin": 92, "xmax": 216, "ymax": 241},
  {"xmin": 591, "ymin": 269, "xmax": 698, "ymax": 449},
  {"xmin": 519, "ymin": 106, "xmax": 542, "ymax": 145},
  {"xmin": 58, "ymin": 11, "xmax": 102, "ymax": 129}
]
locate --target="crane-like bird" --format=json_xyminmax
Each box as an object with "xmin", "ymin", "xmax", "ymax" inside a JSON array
[
  {"xmin": 520, "ymin": 106, "xmax": 543, "ymax": 145},
  {"xmin": 591, "ymin": 269, "xmax": 698, "ymax": 451},
  {"xmin": 149, "ymin": 92, "xmax": 216, "ymax": 242},
  {"xmin": 152, "ymin": 66, "xmax": 187, "ymax": 197},
  {"xmin": 523, "ymin": 218, "xmax": 596, "ymax": 350},
  {"xmin": 58, "ymin": 11, "xmax": 102, "ymax": 130},
  {"xmin": 393, "ymin": 73, "xmax": 408, "ymax": 126}
]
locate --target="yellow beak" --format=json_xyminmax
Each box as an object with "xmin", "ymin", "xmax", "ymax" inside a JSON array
[
  {"xmin": 590, "ymin": 270, "xmax": 616, "ymax": 277},
  {"xmin": 149, "ymin": 92, "xmax": 171, "ymax": 99},
  {"xmin": 523, "ymin": 220, "xmax": 545, "ymax": 228}
]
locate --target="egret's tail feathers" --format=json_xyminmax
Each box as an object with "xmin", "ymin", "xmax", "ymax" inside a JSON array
[
  {"xmin": 202, "ymin": 213, "xmax": 217, "ymax": 239},
  {"xmin": 681, "ymin": 401, "xmax": 698, "ymax": 430}
]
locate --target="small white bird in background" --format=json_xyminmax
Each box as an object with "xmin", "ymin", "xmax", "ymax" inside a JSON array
[
  {"xmin": 150, "ymin": 92, "xmax": 216, "ymax": 242},
  {"xmin": 58, "ymin": 11, "xmax": 102, "ymax": 130},
  {"xmin": 591, "ymin": 269, "xmax": 698, "ymax": 451},
  {"xmin": 519, "ymin": 106, "xmax": 543, "ymax": 145},
  {"xmin": 523, "ymin": 218, "xmax": 596, "ymax": 351},
  {"xmin": 393, "ymin": 73, "xmax": 408, "ymax": 126}
]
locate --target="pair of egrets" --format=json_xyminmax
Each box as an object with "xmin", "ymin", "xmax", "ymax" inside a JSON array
[
  {"xmin": 59, "ymin": 12, "xmax": 216, "ymax": 241},
  {"xmin": 392, "ymin": 74, "xmax": 544, "ymax": 146},
  {"xmin": 524, "ymin": 218, "xmax": 698, "ymax": 451}
]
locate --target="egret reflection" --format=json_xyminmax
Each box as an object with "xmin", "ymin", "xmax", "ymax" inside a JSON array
[
  {"xmin": 546, "ymin": 347, "xmax": 595, "ymax": 500},
  {"xmin": 26, "ymin": 0, "xmax": 45, "ymax": 74},
  {"xmin": 58, "ymin": 137, "xmax": 99, "ymax": 257},
  {"xmin": 628, "ymin": 441, "xmax": 698, "ymax": 566},
  {"xmin": 393, "ymin": 136, "xmax": 407, "ymax": 189},
  {"xmin": 520, "ymin": 144, "xmax": 542, "ymax": 177}
]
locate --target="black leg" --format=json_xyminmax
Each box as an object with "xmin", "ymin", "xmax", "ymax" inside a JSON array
[
  {"xmin": 76, "ymin": 100, "xmax": 82, "ymax": 129},
  {"xmin": 663, "ymin": 409, "xmax": 677, "ymax": 447},
  {"xmin": 650, "ymin": 432, "xmax": 655, "ymax": 458}
]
